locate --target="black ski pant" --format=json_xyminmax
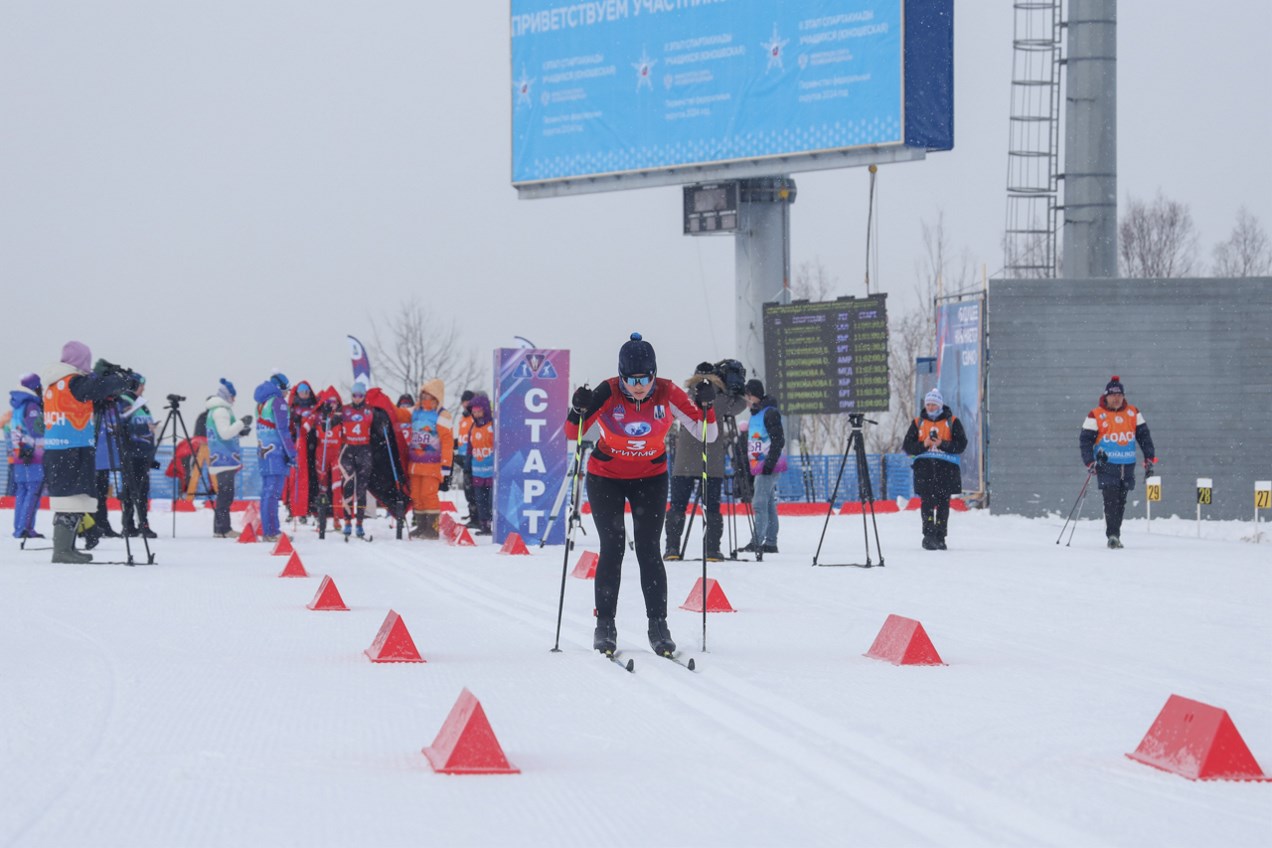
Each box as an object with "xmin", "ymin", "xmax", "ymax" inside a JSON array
[
  {"xmin": 1099, "ymin": 466, "xmax": 1134, "ymax": 538},
  {"xmin": 213, "ymin": 470, "xmax": 237, "ymax": 534},
  {"xmin": 664, "ymin": 475, "xmax": 723, "ymax": 555},
  {"xmin": 340, "ymin": 444, "xmax": 372, "ymax": 521},
  {"xmin": 587, "ymin": 472, "xmax": 668, "ymax": 621},
  {"xmin": 92, "ymin": 469, "xmax": 117, "ymax": 533},
  {"xmin": 462, "ymin": 454, "xmax": 478, "ymax": 519},
  {"xmin": 920, "ymin": 493, "xmax": 950, "ymax": 541},
  {"xmin": 120, "ymin": 457, "xmax": 151, "ymax": 532}
]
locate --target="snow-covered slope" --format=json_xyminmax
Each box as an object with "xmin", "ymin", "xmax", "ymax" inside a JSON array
[{"xmin": 2, "ymin": 507, "xmax": 1268, "ymax": 847}]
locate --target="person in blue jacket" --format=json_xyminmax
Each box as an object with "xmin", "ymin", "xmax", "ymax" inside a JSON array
[
  {"xmin": 9, "ymin": 373, "xmax": 46, "ymax": 539},
  {"xmin": 255, "ymin": 371, "xmax": 296, "ymax": 542}
]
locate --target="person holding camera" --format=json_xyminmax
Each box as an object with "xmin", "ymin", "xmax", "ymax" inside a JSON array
[
  {"xmin": 741, "ymin": 379, "xmax": 786, "ymax": 555},
  {"xmin": 254, "ymin": 371, "xmax": 296, "ymax": 542},
  {"xmin": 664, "ymin": 362, "xmax": 745, "ymax": 562},
  {"xmin": 206, "ymin": 379, "xmax": 252, "ymax": 538},
  {"xmin": 567, "ymin": 332, "xmax": 717, "ymax": 657},
  {"xmin": 117, "ymin": 378, "xmax": 159, "ymax": 538},
  {"xmin": 9, "ymin": 373, "xmax": 45, "ymax": 539},
  {"xmin": 39, "ymin": 341, "xmax": 131, "ymax": 563},
  {"xmin": 903, "ymin": 389, "xmax": 968, "ymax": 550},
  {"xmin": 1079, "ymin": 375, "xmax": 1157, "ymax": 549}
]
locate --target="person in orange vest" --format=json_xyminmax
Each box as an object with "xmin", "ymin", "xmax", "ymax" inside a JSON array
[
  {"xmin": 466, "ymin": 393, "xmax": 495, "ymax": 535},
  {"xmin": 903, "ymin": 388, "xmax": 968, "ymax": 550},
  {"xmin": 1079, "ymin": 375, "xmax": 1157, "ymax": 549},
  {"xmin": 39, "ymin": 341, "xmax": 131, "ymax": 563},
  {"xmin": 407, "ymin": 379, "xmax": 453, "ymax": 539}
]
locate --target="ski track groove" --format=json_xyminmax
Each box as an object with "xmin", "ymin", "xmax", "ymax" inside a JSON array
[
  {"xmin": 7, "ymin": 613, "xmax": 123, "ymax": 848},
  {"xmin": 368, "ymin": 543, "xmax": 1106, "ymax": 847}
]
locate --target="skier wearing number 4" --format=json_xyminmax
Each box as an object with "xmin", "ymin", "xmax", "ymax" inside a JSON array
[
  {"xmin": 566, "ymin": 332, "xmax": 717, "ymax": 657},
  {"xmin": 1080, "ymin": 375, "xmax": 1157, "ymax": 549}
]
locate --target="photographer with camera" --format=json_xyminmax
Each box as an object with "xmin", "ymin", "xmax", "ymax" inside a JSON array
[
  {"xmin": 117, "ymin": 378, "xmax": 159, "ymax": 538},
  {"xmin": 38, "ymin": 342, "xmax": 131, "ymax": 563},
  {"xmin": 903, "ymin": 389, "xmax": 968, "ymax": 550},
  {"xmin": 664, "ymin": 361, "xmax": 745, "ymax": 562},
  {"xmin": 206, "ymin": 379, "xmax": 252, "ymax": 538}
]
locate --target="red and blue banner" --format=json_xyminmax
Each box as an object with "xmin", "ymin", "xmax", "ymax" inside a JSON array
[{"xmin": 493, "ymin": 348, "xmax": 570, "ymax": 545}]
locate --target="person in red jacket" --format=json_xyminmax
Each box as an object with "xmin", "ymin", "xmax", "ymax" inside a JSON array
[
  {"xmin": 566, "ymin": 332, "xmax": 717, "ymax": 657},
  {"xmin": 312, "ymin": 387, "xmax": 346, "ymax": 535}
]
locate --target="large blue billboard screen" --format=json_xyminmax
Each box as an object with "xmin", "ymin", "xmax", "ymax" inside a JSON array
[{"xmin": 511, "ymin": 0, "xmax": 923, "ymax": 185}]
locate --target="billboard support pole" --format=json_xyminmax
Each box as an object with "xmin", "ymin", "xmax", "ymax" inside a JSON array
[{"xmin": 735, "ymin": 177, "xmax": 797, "ymax": 387}]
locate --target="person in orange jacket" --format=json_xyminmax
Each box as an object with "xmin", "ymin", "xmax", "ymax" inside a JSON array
[{"xmin": 407, "ymin": 378, "xmax": 453, "ymax": 539}]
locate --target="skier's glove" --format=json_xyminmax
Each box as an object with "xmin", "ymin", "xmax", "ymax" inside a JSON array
[
  {"xmin": 439, "ymin": 475, "xmax": 451, "ymax": 492},
  {"xmin": 1144, "ymin": 457, "xmax": 1157, "ymax": 475},
  {"xmin": 571, "ymin": 385, "xmax": 593, "ymax": 415},
  {"xmin": 693, "ymin": 378, "xmax": 716, "ymax": 409}
]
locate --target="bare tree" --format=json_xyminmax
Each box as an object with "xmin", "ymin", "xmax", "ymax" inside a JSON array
[
  {"xmin": 1118, "ymin": 191, "xmax": 1199, "ymax": 278},
  {"xmin": 1212, "ymin": 207, "xmax": 1272, "ymax": 277},
  {"xmin": 367, "ymin": 297, "xmax": 483, "ymax": 403}
]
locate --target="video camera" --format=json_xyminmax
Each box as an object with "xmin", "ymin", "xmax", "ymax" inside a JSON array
[
  {"xmin": 94, "ymin": 358, "xmax": 144, "ymax": 397},
  {"xmin": 712, "ymin": 359, "xmax": 747, "ymax": 397}
]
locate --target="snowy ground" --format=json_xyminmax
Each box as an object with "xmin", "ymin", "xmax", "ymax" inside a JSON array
[{"xmin": 1, "ymin": 502, "xmax": 1269, "ymax": 848}]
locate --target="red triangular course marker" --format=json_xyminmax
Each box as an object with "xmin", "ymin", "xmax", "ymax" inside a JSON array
[
  {"xmin": 241, "ymin": 501, "xmax": 262, "ymax": 533},
  {"xmin": 864, "ymin": 614, "xmax": 945, "ymax": 665},
  {"xmin": 453, "ymin": 527, "xmax": 476, "ymax": 546},
  {"xmin": 498, "ymin": 532, "xmax": 530, "ymax": 555},
  {"xmin": 571, "ymin": 550, "xmax": 598, "ymax": 580},
  {"xmin": 365, "ymin": 610, "xmax": 425, "ymax": 663},
  {"xmin": 271, "ymin": 534, "xmax": 294, "ymax": 556},
  {"xmin": 173, "ymin": 499, "xmax": 197, "ymax": 512},
  {"xmin": 439, "ymin": 513, "xmax": 459, "ymax": 544},
  {"xmin": 306, "ymin": 575, "xmax": 349, "ymax": 611},
  {"xmin": 237, "ymin": 522, "xmax": 258, "ymax": 544},
  {"xmin": 422, "ymin": 688, "xmax": 519, "ymax": 774},
  {"xmin": 278, "ymin": 552, "xmax": 308, "ymax": 578},
  {"xmin": 1127, "ymin": 694, "xmax": 1269, "ymax": 781},
  {"xmin": 679, "ymin": 577, "xmax": 735, "ymax": 612}
]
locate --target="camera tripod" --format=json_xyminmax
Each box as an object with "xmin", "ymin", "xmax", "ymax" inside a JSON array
[
  {"xmin": 155, "ymin": 394, "xmax": 211, "ymax": 539},
  {"xmin": 675, "ymin": 413, "xmax": 757, "ymax": 561},
  {"xmin": 92, "ymin": 403, "xmax": 156, "ymax": 565},
  {"xmin": 811, "ymin": 413, "xmax": 885, "ymax": 568}
]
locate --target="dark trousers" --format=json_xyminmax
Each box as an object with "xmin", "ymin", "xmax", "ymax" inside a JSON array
[
  {"xmin": 920, "ymin": 493, "xmax": 951, "ymax": 541},
  {"xmin": 340, "ymin": 444, "xmax": 372, "ymax": 520},
  {"xmin": 462, "ymin": 454, "xmax": 478, "ymax": 519},
  {"xmin": 587, "ymin": 472, "xmax": 668, "ymax": 621},
  {"xmin": 120, "ymin": 457, "xmax": 151, "ymax": 532},
  {"xmin": 93, "ymin": 469, "xmax": 116, "ymax": 532},
  {"xmin": 1098, "ymin": 464, "xmax": 1135, "ymax": 538},
  {"xmin": 473, "ymin": 479, "xmax": 492, "ymax": 527},
  {"xmin": 214, "ymin": 470, "xmax": 237, "ymax": 534},
  {"xmin": 664, "ymin": 475, "xmax": 723, "ymax": 555}
]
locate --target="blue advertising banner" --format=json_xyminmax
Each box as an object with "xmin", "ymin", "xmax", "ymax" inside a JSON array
[
  {"xmin": 934, "ymin": 299, "xmax": 984, "ymax": 493},
  {"xmin": 511, "ymin": 0, "xmax": 913, "ymax": 184},
  {"xmin": 493, "ymin": 348, "xmax": 571, "ymax": 545}
]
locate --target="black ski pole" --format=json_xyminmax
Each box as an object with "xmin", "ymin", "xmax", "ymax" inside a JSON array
[
  {"xmin": 1057, "ymin": 465, "xmax": 1097, "ymax": 545},
  {"xmin": 699, "ymin": 415, "xmax": 709, "ymax": 652},
  {"xmin": 551, "ymin": 395, "xmax": 588, "ymax": 653},
  {"xmin": 381, "ymin": 423, "xmax": 407, "ymax": 539}
]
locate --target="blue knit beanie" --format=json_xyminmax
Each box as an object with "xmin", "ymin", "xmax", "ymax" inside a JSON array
[{"xmin": 218, "ymin": 378, "xmax": 236, "ymax": 401}]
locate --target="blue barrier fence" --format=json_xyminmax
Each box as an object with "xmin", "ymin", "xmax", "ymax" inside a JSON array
[{"xmin": 3, "ymin": 447, "xmax": 915, "ymax": 507}]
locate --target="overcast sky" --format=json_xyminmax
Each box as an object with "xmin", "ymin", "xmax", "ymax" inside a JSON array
[{"xmin": 2, "ymin": 1, "xmax": 1269, "ymax": 407}]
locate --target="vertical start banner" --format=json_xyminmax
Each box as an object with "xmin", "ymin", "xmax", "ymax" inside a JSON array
[
  {"xmin": 493, "ymin": 348, "xmax": 570, "ymax": 546},
  {"xmin": 934, "ymin": 299, "xmax": 984, "ymax": 494}
]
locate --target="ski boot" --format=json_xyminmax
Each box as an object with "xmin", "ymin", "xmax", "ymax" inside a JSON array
[
  {"xmin": 663, "ymin": 546, "xmax": 682, "ymax": 562},
  {"xmin": 1107, "ymin": 536, "xmax": 1123, "ymax": 549},
  {"xmin": 343, "ymin": 523, "xmax": 353, "ymax": 539},
  {"xmin": 52, "ymin": 513, "xmax": 93, "ymax": 564},
  {"xmin": 355, "ymin": 524, "xmax": 366, "ymax": 539},
  {"xmin": 704, "ymin": 549, "xmax": 725, "ymax": 562},
  {"xmin": 593, "ymin": 617, "xmax": 617, "ymax": 653},
  {"xmin": 647, "ymin": 617, "xmax": 676, "ymax": 656}
]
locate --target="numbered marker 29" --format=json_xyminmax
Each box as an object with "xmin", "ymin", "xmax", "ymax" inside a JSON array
[{"xmin": 1146, "ymin": 476, "xmax": 1162, "ymax": 502}]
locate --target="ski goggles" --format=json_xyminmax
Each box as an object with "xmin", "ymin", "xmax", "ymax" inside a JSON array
[{"xmin": 621, "ymin": 374, "xmax": 653, "ymax": 387}]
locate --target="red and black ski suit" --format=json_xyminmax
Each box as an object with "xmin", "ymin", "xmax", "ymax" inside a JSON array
[{"xmin": 566, "ymin": 377, "xmax": 716, "ymax": 621}]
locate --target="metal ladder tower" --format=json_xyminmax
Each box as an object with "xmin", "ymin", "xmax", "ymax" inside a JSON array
[{"xmin": 1004, "ymin": 0, "xmax": 1063, "ymax": 277}]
